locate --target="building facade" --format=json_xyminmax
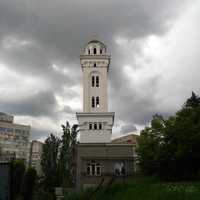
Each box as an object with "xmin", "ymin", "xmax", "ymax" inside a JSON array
[
  {"xmin": 76, "ymin": 40, "xmax": 135, "ymax": 190},
  {"xmin": 0, "ymin": 112, "xmax": 30, "ymax": 162},
  {"xmin": 29, "ymin": 140, "xmax": 43, "ymax": 176}
]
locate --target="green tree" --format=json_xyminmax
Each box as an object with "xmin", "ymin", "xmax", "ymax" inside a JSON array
[
  {"xmin": 185, "ymin": 91, "xmax": 200, "ymax": 108},
  {"xmin": 21, "ymin": 167, "xmax": 37, "ymax": 200},
  {"xmin": 137, "ymin": 115, "xmax": 164, "ymax": 175},
  {"xmin": 58, "ymin": 122, "xmax": 78, "ymax": 187},
  {"xmin": 41, "ymin": 134, "xmax": 61, "ymax": 190},
  {"xmin": 137, "ymin": 92, "xmax": 200, "ymax": 180}
]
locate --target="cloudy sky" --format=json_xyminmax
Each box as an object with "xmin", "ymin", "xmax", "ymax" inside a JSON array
[{"xmin": 0, "ymin": 0, "xmax": 199, "ymax": 140}]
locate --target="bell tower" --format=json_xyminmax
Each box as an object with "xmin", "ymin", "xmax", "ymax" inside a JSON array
[{"xmin": 76, "ymin": 40, "xmax": 114, "ymax": 143}]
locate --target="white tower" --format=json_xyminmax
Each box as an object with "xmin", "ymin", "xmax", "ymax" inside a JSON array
[{"xmin": 76, "ymin": 40, "xmax": 114, "ymax": 143}]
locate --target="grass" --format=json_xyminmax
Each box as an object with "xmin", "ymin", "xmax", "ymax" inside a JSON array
[{"xmin": 64, "ymin": 177, "xmax": 200, "ymax": 200}]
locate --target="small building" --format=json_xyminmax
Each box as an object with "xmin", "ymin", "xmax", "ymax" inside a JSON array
[
  {"xmin": 29, "ymin": 140, "xmax": 43, "ymax": 176},
  {"xmin": 76, "ymin": 39, "xmax": 135, "ymax": 190},
  {"xmin": 112, "ymin": 133, "xmax": 138, "ymax": 145},
  {"xmin": 0, "ymin": 112, "xmax": 30, "ymax": 163}
]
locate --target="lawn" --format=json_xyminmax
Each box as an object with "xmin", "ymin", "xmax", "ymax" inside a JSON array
[{"xmin": 64, "ymin": 177, "xmax": 200, "ymax": 200}]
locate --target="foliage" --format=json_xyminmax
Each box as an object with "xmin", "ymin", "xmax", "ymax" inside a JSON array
[
  {"xmin": 64, "ymin": 177, "xmax": 200, "ymax": 200},
  {"xmin": 41, "ymin": 133, "xmax": 61, "ymax": 189},
  {"xmin": 21, "ymin": 167, "xmax": 37, "ymax": 200},
  {"xmin": 137, "ymin": 92, "xmax": 200, "ymax": 181},
  {"xmin": 40, "ymin": 121, "xmax": 78, "ymax": 196},
  {"xmin": 58, "ymin": 122, "xmax": 78, "ymax": 187},
  {"xmin": 11, "ymin": 160, "xmax": 26, "ymax": 200},
  {"xmin": 33, "ymin": 184, "xmax": 55, "ymax": 200}
]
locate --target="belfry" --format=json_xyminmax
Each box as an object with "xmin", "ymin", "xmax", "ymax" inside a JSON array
[
  {"xmin": 76, "ymin": 39, "xmax": 135, "ymax": 190},
  {"xmin": 76, "ymin": 40, "xmax": 114, "ymax": 143}
]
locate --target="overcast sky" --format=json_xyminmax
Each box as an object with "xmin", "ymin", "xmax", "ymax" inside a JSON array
[{"xmin": 0, "ymin": 0, "xmax": 199, "ymax": 140}]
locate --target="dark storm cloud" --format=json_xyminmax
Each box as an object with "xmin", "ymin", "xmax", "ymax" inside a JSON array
[
  {"xmin": 0, "ymin": 0, "xmax": 188, "ymax": 129},
  {"xmin": 0, "ymin": 91, "xmax": 58, "ymax": 117}
]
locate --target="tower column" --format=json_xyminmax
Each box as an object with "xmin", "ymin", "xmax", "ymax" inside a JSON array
[{"xmin": 76, "ymin": 40, "xmax": 114, "ymax": 143}]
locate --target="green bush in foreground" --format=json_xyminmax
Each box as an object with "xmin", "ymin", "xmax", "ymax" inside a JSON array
[{"xmin": 64, "ymin": 177, "xmax": 200, "ymax": 200}]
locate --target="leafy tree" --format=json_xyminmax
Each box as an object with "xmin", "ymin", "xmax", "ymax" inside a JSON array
[
  {"xmin": 137, "ymin": 115, "xmax": 164, "ymax": 175},
  {"xmin": 41, "ymin": 133, "xmax": 61, "ymax": 189},
  {"xmin": 185, "ymin": 91, "xmax": 200, "ymax": 108},
  {"xmin": 58, "ymin": 122, "xmax": 78, "ymax": 187},
  {"xmin": 21, "ymin": 167, "xmax": 37, "ymax": 200},
  {"xmin": 137, "ymin": 92, "xmax": 200, "ymax": 180}
]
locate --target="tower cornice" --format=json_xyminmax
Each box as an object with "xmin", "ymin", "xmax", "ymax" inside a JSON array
[{"xmin": 80, "ymin": 55, "xmax": 111, "ymax": 59}]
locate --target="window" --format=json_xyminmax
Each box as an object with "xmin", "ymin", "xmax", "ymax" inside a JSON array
[
  {"xmin": 92, "ymin": 76, "xmax": 95, "ymax": 87},
  {"xmin": 96, "ymin": 97, "xmax": 99, "ymax": 107},
  {"xmin": 114, "ymin": 163, "xmax": 125, "ymax": 176},
  {"xmin": 87, "ymin": 164, "xmax": 91, "ymax": 175},
  {"xmin": 99, "ymin": 123, "xmax": 102, "ymax": 130},
  {"xmin": 86, "ymin": 161, "xmax": 102, "ymax": 176},
  {"xmin": 93, "ymin": 48, "xmax": 97, "ymax": 54},
  {"xmin": 92, "ymin": 97, "xmax": 95, "ymax": 108},
  {"xmin": 94, "ymin": 123, "xmax": 97, "ymax": 130},
  {"xmin": 96, "ymin": 164, "xmax": 101, "ymax": 175},
  {"xmin": 89, "ymin": 123, "xmax": 92, "ymax": 130},
  {"xmin": 91, "ymin": 164, "xmax": 95, "ymax": 175},
  {"xmin": 100, "ymin": 49, "xmax": 102, "ymax": 54},
  {"xmin": 94, "ymin": 63, "xmax": 96, "ymax": 67},
  {"xmin": 88, "ymin": 49, "xmax": 90, "ymax": 54},
  {"xmin": 96, "ymin": 76, "xmax": 99, "ymax": 87}
]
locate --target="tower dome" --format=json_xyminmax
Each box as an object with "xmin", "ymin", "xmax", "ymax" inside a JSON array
[{"xmin": 84, "ymin": 40, "xmax": 107, "ymax": 55}]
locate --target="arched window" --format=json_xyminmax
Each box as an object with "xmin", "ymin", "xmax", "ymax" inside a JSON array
[
  {"xmin": 88, "ymin": 49, "xmax": 90, "ymax": 54},
  {"xmin": 89, "ymin": 123, "xmax": 92, "ymax": 130},
  {"xmin": 94, "ymin": 63, "xmax": 96, "ymax": 67},
  {"xmin": 100, "ymin": 49, "xmax": 102, "ymax": 54},
  {"xmin": 93, "ymin": 48, "xmax": 97, "ymax": 54},
  {"xmin": 92, "ymin": 97, "xmax": 95, "ymax": 108},
  {"xmin": 92, "ymin": 76, "xmax": 95, "ymax": 87},
  {"xmin": 94, "ymin": 123, "xmax": 97, "ymax": 130},
  {"xmin": 96, "ymin": 76, "xmax": 99, "ymax": 87},
  {"xmin": 99, "ymin": 123, "xmax": 102, "ymax": 130},
  {"xmin": 96, "ymin": 97, "xmax": 99, "ymax": 107}
]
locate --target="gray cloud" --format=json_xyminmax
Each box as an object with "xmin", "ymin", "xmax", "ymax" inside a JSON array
[
  {"xmin": 0, "ymin": 91, "xmax": 58, "ymax": 117},
  {"xmin": 63, "ymin": 105, "xmax": 81, "ymax": 115},
  {"xmin": 120, "ymin": 124, "xmax": 137, "ymax": 134},
  {"xmin": 0, "ymin": 0, "xmax": 194, "ymax": 139}
]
